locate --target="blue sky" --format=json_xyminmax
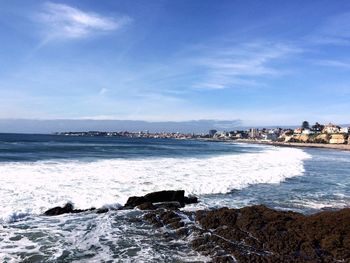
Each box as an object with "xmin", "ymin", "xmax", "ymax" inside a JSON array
[{"xmin": 1, "ymin": 0, "xmax": 350, "ymax": 126}]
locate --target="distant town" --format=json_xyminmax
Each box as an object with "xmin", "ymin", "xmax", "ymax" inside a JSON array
[{"xmin": 56, "ymin": 121, "xmax": 350, "ymax": 145}]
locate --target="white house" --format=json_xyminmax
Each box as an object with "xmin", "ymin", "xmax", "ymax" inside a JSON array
[
  {"xmin": 294, "ymin": 128, "xmax": 302, "ymax": 134},
  {"xmin": 302, "ymin": 129, "xmax": 314, "ymax": 135},
  {"xmin": 340, "ymin": 127, "xmax": 349, "ymax": 134},
  {"xmin": 322, "ymin": 123, "xmax": 340, "ymax": 134}
]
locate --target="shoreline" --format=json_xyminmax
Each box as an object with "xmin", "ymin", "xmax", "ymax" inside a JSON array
[
  {"xmin": 234, "ymin": 139, "xmax": 350, "ymax": 151},
  {"xmin": 41, "ymin": 190, "xmax": 350, "ymax": 262}
]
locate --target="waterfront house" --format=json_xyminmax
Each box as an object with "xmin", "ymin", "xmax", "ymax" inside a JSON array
[
  {"xmin": 322, "ymin": 123, "xmax": 340, "ymax": 134},
  {"xmin": 340, "ymin": 127, "xmax": 349, "ymax": 134},
  {"xmin": 302, "ymin": 129, "xmax": 314, "ymax": 135},
  {"xmin": 294, "ymin": 128, "xmax": 302, "ymax": 134}
]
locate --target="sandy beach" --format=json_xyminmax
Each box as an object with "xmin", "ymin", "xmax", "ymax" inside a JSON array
[{"xmin": 237, "ymin": 139, "xmax": 350, "ymax": 151}]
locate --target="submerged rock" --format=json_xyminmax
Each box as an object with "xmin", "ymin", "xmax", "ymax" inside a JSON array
[
  {"xmin": 96, "ymin": 207, "xmax": 109, "ymax": 214},
  {"xmin": 144, "ymin": 209, "xmax": 194, "ymax": 236}
]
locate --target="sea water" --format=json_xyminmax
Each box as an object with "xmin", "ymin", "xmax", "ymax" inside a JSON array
[{"xmin": 0, "ymin": 134, "xmax": 349, "ymax": 262}]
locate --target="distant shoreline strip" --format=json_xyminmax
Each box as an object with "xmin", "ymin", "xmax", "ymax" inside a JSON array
[{"xmin": 235, "ymin": 140, "xmax": 350, "ymax": 151}]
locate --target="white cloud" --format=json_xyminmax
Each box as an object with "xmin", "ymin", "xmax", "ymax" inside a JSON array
[{"xmin": 36, "ymin": 2, "xmax": 131, "ymax": 41}]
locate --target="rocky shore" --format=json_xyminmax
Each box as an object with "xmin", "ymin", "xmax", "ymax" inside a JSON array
[{"xmin": 44, "ymin": 190, "xmax": 350, "ymax": 262}]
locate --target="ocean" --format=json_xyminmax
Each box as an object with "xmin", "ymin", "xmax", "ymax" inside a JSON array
[{"xmin": 0, "ymin": 133, "xmax": 349, "ymax": 262}]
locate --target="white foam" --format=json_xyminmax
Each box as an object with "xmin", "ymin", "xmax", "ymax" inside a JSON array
[
  {"xmin": 291, "ymin": 199, "xmax": 350, "ymax": 210},
  {"xmin": 0, "ymin": 210, "xmax": 209, "ymax": 262},
  {"xmin": 0, "ymin": 146, "xmax": 310, "ymax": 222}
]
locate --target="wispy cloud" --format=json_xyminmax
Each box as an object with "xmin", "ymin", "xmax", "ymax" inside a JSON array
[
  {"xmin": 99, "ymin": 88, "xmax": 108, "ymax": 95},
  {"xmin": 308, "ymin": 12, "xmax": 350, "ymax": 45},
  {"xmin": 192, "ymin": 42, "xmax": 301, "ymax": 89},
  {"xmin": 315, "ymin": 59, "xmax": 350, "ymax": 69},
  {"xmin": 36, "ymin": 2, "xmax": 131, "ymax": 42}
]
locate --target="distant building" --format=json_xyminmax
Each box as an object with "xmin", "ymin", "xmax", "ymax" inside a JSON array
[
  {"xmin": 249, "ymin": 128, "xmax": 259, "ymax": 139},
  {"xmin": 340, "ymin": 127, "xmax": 349, "ymax": 134},
  {"xmin": 302, "ymin": 128, "xmax": 314, "ymax": 135},
  {"xmin": 294, "ymin": 128, "xmax": 302, "ymax": 134},
  {"xmin": 282, "ymin": 129, "xmax": 294, "ymax": 136},
  {"xmin": 266, "ymin": 133, "xmax": 278, "ymax": 141},
  {"xmin": 322, "ymin": 123, "xmax": 340, "ymax": 134},
  {"xmin": 213, "ymin": 131, "xmax": 229, "ymax": 139},
  {"xmin": 208, "ymin": 129, "xmax": 217, "ymax": 137}
]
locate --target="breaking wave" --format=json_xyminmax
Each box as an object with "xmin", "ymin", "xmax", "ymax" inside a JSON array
[{"xmin": 0, "ymin": 146, "xmax": 310, "ymax": 223}]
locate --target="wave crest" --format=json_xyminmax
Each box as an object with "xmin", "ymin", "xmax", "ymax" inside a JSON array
[{"xmin": 0, "ymin": 146, "xmax": 310, "ymax": 222}]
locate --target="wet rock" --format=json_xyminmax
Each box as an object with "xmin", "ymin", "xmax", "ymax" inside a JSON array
[
  {"xmin": 184, "ymin": 195, "xmax": 198, "ymax": 205},
  {"xmin": 159, "ymin": 210, "xmax": 180, "ymax": 224},
  {"xmin": 72, "ymin": 207, "xmax": 96, "ymax": 214},
  {"xmin": 44, "ymin": 203, "xmax": 74, "ymax": 216},
  {"xmin": 124, "ymin": 196, "xmax": 147, "ymax": 209},
  {"xmin": 143, "ymin": 210, "xmax": 200, "ymax": 252},
  {"xmin": 44, "ymin": 203, "xmax": 96, "ymax": 216},
  {"xmin": 124, "ymin": 190, "xmax": 197, "ymax": 209},
  {"xmin": 154, "ymin": 201, "xmax": 182, "ymax": 210},
  {"xmin": 136, "ymin": 201, "xmax": 181, "ymax": 211},
  {"xmin": 139, "ymin": 198, "xmax": 349, "ymax": 262},
  {"xmin": 143, "ymin": 212, "xmax": 163, "ymax": 227},
  {"xmin": 144, "ymin": 190, "xmax": 185, "ymax": 204},
  {"xmin": 193, "ymin": 205, "xmax": 350, "ymax": 262},
  {"xmin": 96, "ymin": 208, "xmax": 109, "ymax": 214},
  {"xmin": 212, "ymin": 255, "xmax": 236, "ymax": 263},
  {"xmin": 176, "ymin": 227, "xmax": 190, "ymax": 237},
  {"xmin": 137, "ymin": 202, "xmax": 156, "ymax": 210}
]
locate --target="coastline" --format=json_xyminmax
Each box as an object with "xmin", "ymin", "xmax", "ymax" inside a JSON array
[
  {"xmin": 41, "ymin": 190, "xmax": 350, "ymax": 262},
  {"xmin": 2, "ymin": 135, "xmax": 350, "ymax": 262},
  {"xmin": 235, "ymin": 139, "xmax": 350, "ymax": 151}
]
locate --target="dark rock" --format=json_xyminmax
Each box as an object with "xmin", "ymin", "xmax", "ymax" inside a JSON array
[
  {"xmin": 96, "ymin": 208, "xmax": 109, "ymax": 214},
  {"xmin": 212, "ymin": 255, "xmax": 236, "ymax": 263},
  {"xmin": 137, "ymin": 202, "xmax": 156, "ymax": 210},
  {"xmin": 124, "ymin": 196, "xmax": 147, "ymax": 208},
  {"xmin": 139, "ymin": 199, "xmax": 350, "ymax": 262},
  {"xmin": 168, "ymin": 220, "xmax": 185, "ymax": 229},
  {"xmin": 144, "ymin": 190, "xmax": 185, "ymax": 205},
  {"xmin": 71, "ymin": 207, "xmax": 96, "ymax": 214},
  {"xmin": 143, "ymin": 212, "xmax": 163, "ymax": 227},
  {"xmin": 159, "ymin": 210, "xmax": 180, "ymax": 225},
  {"xmin": 44, "ymin": 203, "xmax": 96, "ymax": 216},
  {"xmin": 124, "ymin": 190, "xmax": 188, "ymax": 209},
  {"xmin": 154, "ymin": 201, "xmax": 182, "ymax": 210},
  {"xmin": 184, "ymin": 195, "xmax": 198, "ymax": 204},
  {"xmin": 144, "ymin": 209, "xmax": 190, "ymax": 231},
  {"xmin": 193, "ymin": 205, "xmax": 350, "ymax": 262},
  {"xmin": 176, "ymin": 227, "xmax": 190, "ymax": 237},
  {"xmin": 44, "ymin": 203, "xmax": 74, "ymax": 216}
]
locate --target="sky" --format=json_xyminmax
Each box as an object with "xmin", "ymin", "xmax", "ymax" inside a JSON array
[{"xmin": 1, "ymin": 0, "xmax": 350, "ymax": 130}]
